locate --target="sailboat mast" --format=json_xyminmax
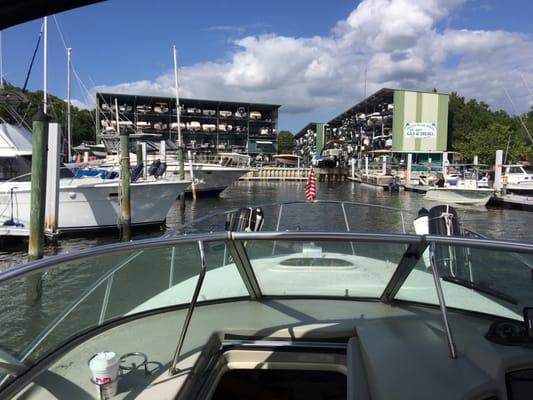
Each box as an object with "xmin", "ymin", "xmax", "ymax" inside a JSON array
[
  {"xmin": 67, "ymin": 47, "xmax": 72, "ymax": 160},
  {"xmin": 43, "ymin": 16, "xmax": 48, "ymax": 113},
  {"xmin": 0, "ymin": 30, "xmax": 4, "ymax": 89},
  {"xmin": 173, "ymin": 44, "xmax": 181, "ymax": 147}
]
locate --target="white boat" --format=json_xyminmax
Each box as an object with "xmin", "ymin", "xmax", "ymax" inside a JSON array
[
  {"xmin": 0, "ymin": 123, "xmax": 32, "ymax": 181},
  {"xmin": 273, "ymin": 154, "xmax": 301, "ymax": 166},
  {"xmin": 169, "ymin": 153, "xmax": 252, "ymax": 195},
  {"xmin": 504, "ymin": 164, "xmax": 533, "ymax": 193},
  {"xmin": 0, "ymin": 175, "xmax": 191, "ymax": 232},
  {"xmin": 219, "ymin": 110, "xmax": 232, "ymax": 118},
  {"xmin": 424, "ymin": 187, "xmax": 494, "ymax": 206},
  {"xmin": 249, "ymin": 110, "xmax": 262, "ymax": 120},
  {"xmin": 102, "ymin": 152, "xmax": 252, "ymax": 195},
  {"xmin": 2, "ymin": 201, "xmax": 533, "ymax": 399}
]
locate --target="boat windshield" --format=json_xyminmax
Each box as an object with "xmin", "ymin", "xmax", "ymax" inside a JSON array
[{"xmin": 1, "ymin": 231, "xmax": 533, "ymax": 388}]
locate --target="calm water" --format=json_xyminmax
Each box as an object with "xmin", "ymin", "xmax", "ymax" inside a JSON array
[{"xmin": 1, "ymin": 180, "xmax": 532, "ymax": 271}]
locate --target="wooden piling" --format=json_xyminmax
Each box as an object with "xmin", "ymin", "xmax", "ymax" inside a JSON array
[
  {"xmin": 116, "ymin": 99, "xmax": 131, "ymax": 241},
  {"xmin": 28, "ymin": 107, "xmax": 50, "ymax": 261}
]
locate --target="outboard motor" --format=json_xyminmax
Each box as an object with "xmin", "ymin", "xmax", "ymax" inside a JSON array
[
  {"xmin": 130, "ymin": 163, "xmax": 144, "ymax": 183},
  {"xmin": 225, "ymin": 207, "xmax": 264, "ymax": 232},
  {"xmin": 148, "ymin": 160, "xmax": 161, "ymax": 176},
  {"xmin": 154, "ymin": 162, "xmax": 167, "ymax": 179}
]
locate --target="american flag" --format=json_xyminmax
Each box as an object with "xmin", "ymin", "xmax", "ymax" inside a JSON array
[{"xmin": 304, "ymin": 167, "xmax": 316, "ymax": 200}]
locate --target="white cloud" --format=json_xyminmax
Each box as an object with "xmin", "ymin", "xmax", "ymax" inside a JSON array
[{"xmin": 94, "ymin": 0, "xmax": 533, "ymax": 129}]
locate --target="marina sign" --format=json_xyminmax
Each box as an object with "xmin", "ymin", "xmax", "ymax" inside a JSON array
[{"xmin": 404, "ymin": 122, "xmax": 437, "ymax": 139}]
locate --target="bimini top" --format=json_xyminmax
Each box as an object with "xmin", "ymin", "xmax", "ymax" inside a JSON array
[{"xmin": 0, "ymin": 124, "xmax": 33, "ymax": 157}]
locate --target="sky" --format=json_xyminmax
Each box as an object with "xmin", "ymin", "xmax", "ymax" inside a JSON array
[{"xmin": 1, "ymin": 0, "xmax": 533, "ymax": 132}]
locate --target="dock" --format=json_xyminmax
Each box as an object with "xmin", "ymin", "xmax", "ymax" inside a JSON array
[
  {"xmin": 241, "ymin": 167, "xmax": 348, "ymax": 182},
  {"xmin": 489, "ymin": 194, "xmax": 533, "ymax": 211}
]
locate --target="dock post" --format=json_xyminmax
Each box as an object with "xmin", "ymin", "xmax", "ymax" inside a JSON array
[
  {"xmin": 188, "ymin": 150, "xmax": 197, "ymax": 201},
  {"xmin": 473, "ymin": 155, "xmax": 479, "ymax": 180},
  {"xmin": 382, "ymin": 156, "xmax": 387, "ymax": 175},
  {"xmin": 27, "ymin": 108, "xmax": 50, "ymax": 303},
  {"xmin": 494, "ymin": 150, "xmax": 503, "ymax": 193},
  {"xmin": 28, "ymin": 108, "xmax": 50, "ymax": 261},
  {"xmin": 365, "ymin": 156, "xmax": 369, "ymax": 176},
  {"xmin": 141, "ymin": 142, "xmax": 147, "ymax": 178},
  {"xmin": 351, "ymin": 158, "xmax": 355, "ymax": 178},
  {"xmin": 160, "ymin": 140, "xmax": 166, "ymax": 163},
  {"xmin": 442, "ymin": 152, "xmax": 448, "ymax": 181},
  {"xmin": 406, "ymin": 153, "xmax": 412, "ymax": 184},
  {"xmin": 116, "ymin": 99, "xmax": 131, "ymax": 241},
  {"xmin": 44, "ymin": 122, "xmax": 61, "ymax": 237}
]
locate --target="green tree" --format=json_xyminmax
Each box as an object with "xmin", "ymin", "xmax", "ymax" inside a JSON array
[
  {"xmin": 448, "ymin": 92, "xmax": 531, "ymax": 164},
  {"xmin": 0, "ymin": 84, "xmax": 96, "ymax": 145},
  {"xmin": 454, "ymin": 122, "xmax": 529, "ymax": 165},
  {"xmin": 277, "ymin": 130, "xmax": 294, "ymax": 154}
]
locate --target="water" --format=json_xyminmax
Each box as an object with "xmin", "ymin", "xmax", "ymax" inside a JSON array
[{"xmin": 1, "ymin": 181, "xmax": 532, "ymax": 271}]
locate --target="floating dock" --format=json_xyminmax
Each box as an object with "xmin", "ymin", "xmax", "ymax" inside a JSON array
[{"xmin": 489, "ymin": 194, "xmax": 533, "ymax": 211}]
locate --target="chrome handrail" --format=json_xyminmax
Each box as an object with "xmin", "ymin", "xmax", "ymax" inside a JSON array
[{"xmin": 2, "ymin": 230, "xmax": 533, "ymax": 374}]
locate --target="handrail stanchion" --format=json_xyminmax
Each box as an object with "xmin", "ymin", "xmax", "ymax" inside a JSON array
[
  {"xmin": 272, "ymin": 204, "xmax": 284, "ymax": 256},
  {"xmin": 169, "ymin": 246, "xmax": 176, "ymax": 288},
  {"xmin": 98, "ymin": 275, "xmax": 114, "ymax": 325},
  {"xmin": 429, "ymin": 241, "xmax": 457, "ymax": 359},
  {"xmin": 340, "ymin": 202, "xmax": 355, "ymax": 255},
  {"xmin": 170, "ymin": 240, "xmax": 207, "ymax": 375}
]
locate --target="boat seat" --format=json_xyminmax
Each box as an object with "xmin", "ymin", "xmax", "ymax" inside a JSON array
[{"xmin": 347, "ymin": 336, "xmax": 371, "ymax": 400}]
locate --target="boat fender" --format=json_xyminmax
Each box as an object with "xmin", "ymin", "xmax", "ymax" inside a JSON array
[
  {"xmin": 130, "ymin": 163, "xmax": 144, "ymax": 183},
  {"xmin": 413, "ymin": 208, "xmax": 430, "ymax": 235},
  {"xmin": 148, "ymin": 160, "xmax": 161, "ymax": 176},
  {"xmin": 154, "ymin": 162, "xmax": 167, "ymax": 179}
]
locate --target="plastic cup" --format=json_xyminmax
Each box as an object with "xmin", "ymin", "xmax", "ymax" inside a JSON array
[{"xmin": 88, "ymin": 351, "xmax": 120, "ymax": 398}]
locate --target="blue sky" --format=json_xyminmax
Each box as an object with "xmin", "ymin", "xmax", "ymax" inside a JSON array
[{"xmin": 2, "ymin": 0, "xmax": 533, "ymax": 132}]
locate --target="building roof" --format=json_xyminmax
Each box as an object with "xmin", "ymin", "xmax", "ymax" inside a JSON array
[
  {"xmin": 327, "ymin": 87, "xmax": 449, "ymax": 126},
  {"xmin": 295, "ymin": 122, "xmax": 321, "ymax": 139},
  {"xmin": 96, "ymin": 92, "xmax": 281, "ymax": 112}
]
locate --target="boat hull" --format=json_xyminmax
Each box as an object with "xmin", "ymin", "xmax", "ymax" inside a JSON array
[
  {"xmin": 424, "ymin": 188, "xmax": 493, "ymax": 206},
  {"xmin": 166, "ymin": 164, "xmax": 251, "ymax": 195},
  {"xmin": 0, "ymin": 179, "xmax": 190, "ymax": 231}
]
